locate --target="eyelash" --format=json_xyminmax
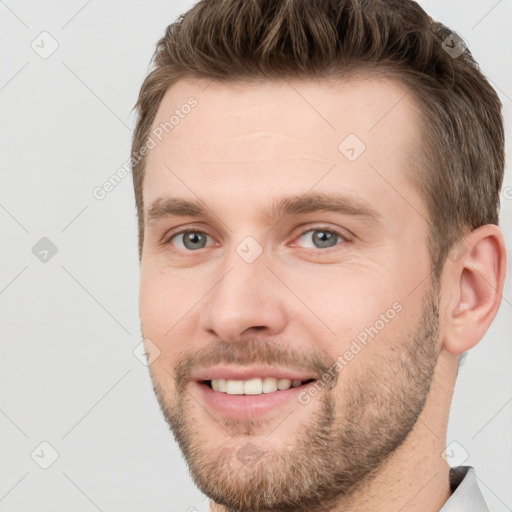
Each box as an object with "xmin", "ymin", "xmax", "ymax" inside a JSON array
[{"xmin": 165, "ymin": 225, "xmax": 349, "ymax": 252}]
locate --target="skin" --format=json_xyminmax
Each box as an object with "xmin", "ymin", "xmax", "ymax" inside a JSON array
[{"xmin": 138, "ymin": 76, "xmax": 506, "ymax": 512}]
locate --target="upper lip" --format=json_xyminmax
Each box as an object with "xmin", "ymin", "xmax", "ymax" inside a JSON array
[{"xmin": 192, "ymin": 366, "xmax": 318, "ymax": 382}]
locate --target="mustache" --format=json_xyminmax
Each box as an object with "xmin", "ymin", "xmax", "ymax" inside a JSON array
[{"xmin": 173, "ymin": 338, "xmax": 337, "ymax": 390}]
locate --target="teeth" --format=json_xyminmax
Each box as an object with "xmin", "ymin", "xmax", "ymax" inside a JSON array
[
  {"xmin": 226, "ymin": 380, "xmax": 244, "ymax": 394},
  {"xmin": 210, "ymin": 377, "xmax": 308, "ymax": 395},
  {"xmin": 262, "ymin": 377, "xmax": 278, "ymax": 393},
  {"xmin": 277, "ymin": 378, "xmax": 291, "ymax": 390},
  {"xmin": 244, "ymin": 378, "xmax": 263, "ymax": 395}
]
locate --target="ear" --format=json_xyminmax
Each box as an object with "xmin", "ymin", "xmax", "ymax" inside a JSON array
[{"xmin": 441, "ymin": 224, "xmax": 507, "ymax": 354}]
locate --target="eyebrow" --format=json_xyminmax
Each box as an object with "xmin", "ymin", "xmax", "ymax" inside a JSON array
[{"xmin": 145, "ymin": 192, "xmax": 380, "ymax": 226}]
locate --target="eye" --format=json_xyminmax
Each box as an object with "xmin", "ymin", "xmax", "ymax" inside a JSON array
[
  {"xmin": 166, "ymin": 226, "xmax": 348, "ymax": 252},
  {"xmin": 295, "ymin": 227, "xmax": 347, "ymax": 249},
  {"xmin": 168, "ymin": 230, "xmax": 214, "ymax": 251}
]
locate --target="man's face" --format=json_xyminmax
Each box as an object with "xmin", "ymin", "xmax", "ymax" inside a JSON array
[{"xmin": 139, "ymin": 76, "xmax": 442, "ymax": 511}]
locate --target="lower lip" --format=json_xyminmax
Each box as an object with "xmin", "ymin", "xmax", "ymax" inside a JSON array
[{"xmin": 193, "ymin": 381, "xmax": 318, "ymax": 419}]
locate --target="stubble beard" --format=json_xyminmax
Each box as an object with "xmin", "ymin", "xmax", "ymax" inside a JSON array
[{"xmin": 149, "ymin": 284, "xmax": 440, "ymax": 512}]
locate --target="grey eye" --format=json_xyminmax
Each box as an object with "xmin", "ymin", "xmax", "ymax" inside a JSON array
[
  {"xmin": 298, "ymin": 229, "xmax": 343, "ymax": 249},
  {"xmin": 172, "ymin": 231, "xmax": 210, "ymax": 250}
]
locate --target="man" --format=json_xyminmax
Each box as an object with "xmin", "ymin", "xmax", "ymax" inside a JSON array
[{"xmin": 130, "ymin": 0, "xmax": 507, "ymax": 510}]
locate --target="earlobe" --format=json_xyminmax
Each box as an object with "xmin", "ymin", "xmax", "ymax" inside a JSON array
[{"xmin": 442, "ymin": 225, "xmax": 506, "ymax": 354}]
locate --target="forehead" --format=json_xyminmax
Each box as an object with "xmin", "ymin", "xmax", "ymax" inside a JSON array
[{"xmin": 143, "ymin": 75, "xmax": 424, "ymax": 220}]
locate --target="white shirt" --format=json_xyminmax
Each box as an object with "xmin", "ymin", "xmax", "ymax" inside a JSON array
[{"xmin": 440, "ymin": 467, "xmax": 488, "ymax": 511}]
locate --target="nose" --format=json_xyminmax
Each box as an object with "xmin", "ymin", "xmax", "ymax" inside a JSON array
[{"xmin": 199, "ymin": 248, "xmax": 288, "ymax": 342}]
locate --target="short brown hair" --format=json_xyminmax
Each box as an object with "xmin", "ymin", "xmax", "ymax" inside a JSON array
[{"xmin": 131, "ymin": 0, "xmax": 504, "ymax": 275}]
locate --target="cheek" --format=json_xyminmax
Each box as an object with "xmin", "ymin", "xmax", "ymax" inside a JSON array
[
  {"xmin": 139, "ymin": 266, "xmax": 206, "ymax": 367},
  {"xmin": 322, "ymin": 300, "xmax": 415, "ymax": 404},
  {"xmin": 139, "ymin": 264, "xmax": 193, "ymax": 328},
  {"xmin": 288, "ymin": 265, "xmax": 402, "ymax": 330},
  {"xmin": 283, "ymin": 263, "xmax": 419, "ymax": 377},
  {"xmin": 139, "ymin": 275, "xmax": 167, "ymax": 335}
]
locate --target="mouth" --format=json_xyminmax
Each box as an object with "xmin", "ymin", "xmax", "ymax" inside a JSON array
[
  {"xmin": 193, "ymin": 377, "xmax": 319, "ymax": 419},
  {"xmin": 201, "ymin": 377, "xmax": 317, "ymax": 395}
]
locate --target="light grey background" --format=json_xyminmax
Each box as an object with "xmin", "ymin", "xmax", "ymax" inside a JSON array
[{"xmin": 0, "ymin": 1, "xmax": 511, "ymax": 511}]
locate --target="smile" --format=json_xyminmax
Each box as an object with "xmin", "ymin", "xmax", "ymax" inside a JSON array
[{"xmin": 207, "ymin": 377, "xmax": 316, "ymax": 395}]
